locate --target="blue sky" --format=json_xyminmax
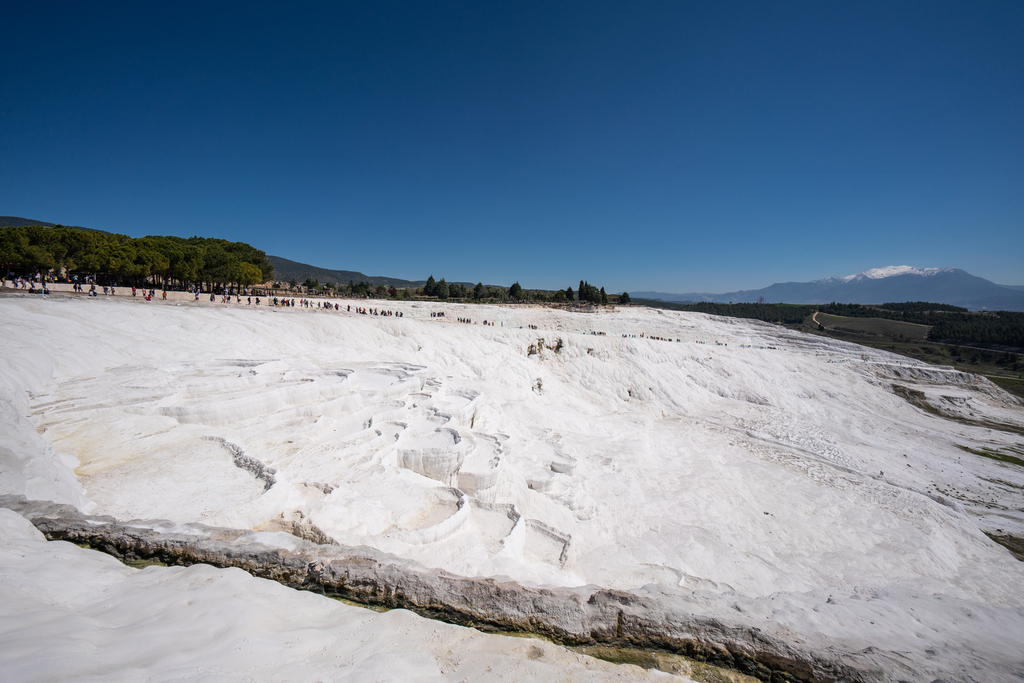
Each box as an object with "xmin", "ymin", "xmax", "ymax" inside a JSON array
[{"xmin": 2, "ymin": 1, "xmax": 1022, "ymax": 292}]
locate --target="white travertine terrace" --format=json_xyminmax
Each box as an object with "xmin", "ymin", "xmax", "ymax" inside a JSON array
[{"xmin": 2, "ymin": 293, "xmax": 1023, "ymax": 681}]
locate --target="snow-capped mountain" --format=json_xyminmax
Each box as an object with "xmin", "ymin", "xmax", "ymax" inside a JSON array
[
  {"xmin": 635, "ymin": 266, "xmax": 1024, "ymax": 310},
  {"xmin": 830, "ymin": 265, "xmax": 952, "ymax": 283}
]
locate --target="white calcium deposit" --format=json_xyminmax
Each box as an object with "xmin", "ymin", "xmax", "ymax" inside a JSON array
[{"xmin": 2, "ymin": 293, "xmax": 1024, "ymax": 681}]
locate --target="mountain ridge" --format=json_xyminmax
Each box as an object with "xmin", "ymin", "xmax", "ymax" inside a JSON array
[
  {"xmin": 265, "ymin": 255, "xmax": 427, "ymax": 289},
  {"xmin": 635, "ymin": 266, "xmax": 1024, "ymax": 311},
  {"xmin": 0, "ymin": 215, "xmax": 108, "ymax": 234}
]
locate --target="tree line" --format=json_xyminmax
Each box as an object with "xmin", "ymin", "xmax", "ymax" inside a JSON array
[
  {"xmin": 926, "ymin": 311, "xmax": 1024, "ymax": 349},
  {"xmin": 262, "ymin": 273, "xmax": 633, "ymax": 305},
  {"xmin": 283, "ymin": 276, "xmax": 512, "ymax": 301},
  {"xmin": 1, "ymin": 225, "xmax": 273, "ymax": 291},
  {"xmin": 420, "ymin": 275, "xmax": 628, "ymax": 304}
]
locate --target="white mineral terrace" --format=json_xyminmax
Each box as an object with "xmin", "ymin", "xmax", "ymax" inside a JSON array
[{"xmin": 2, "ymin": 291, "xmax": 1023, "ymax": 681}]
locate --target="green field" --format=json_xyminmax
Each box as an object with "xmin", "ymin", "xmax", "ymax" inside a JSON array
[{"xmin": 809, "ymin": 312, "xmax": 931, "ymax": 339}]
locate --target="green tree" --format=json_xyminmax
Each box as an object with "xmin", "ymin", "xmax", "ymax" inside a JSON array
[
  {"xmin": 236, "ymin": 262, "xmax": 263, "ymax": 288},
  {"xmin": 0, "ymin": 227, "xmax": 54, "ymax": 272},
  {"xmin": 576, "ymin": 281, "xmax": 600, "ymax": 303},
  {"xmin": 437, "ymin": 278, "xmax": 449, "ymax": 299},
  {"xmin": 200, "ymin": 241, "xmax": 239, "ymax": 288},
  {"xmin": 620, "ymin": 292, "xmax": 631, "ymax": 304},
  {"xmin": 474, "ymin": 282, "xmax": 485, "ymax": 299},
  {"xmin": 509, "ymin": 281, "xmax": 523, "ymax": 300}
]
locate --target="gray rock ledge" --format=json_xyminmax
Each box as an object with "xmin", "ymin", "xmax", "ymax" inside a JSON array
[{"xmin": 1, "ymin": 495, "xmax": 878, "ymax": 683}]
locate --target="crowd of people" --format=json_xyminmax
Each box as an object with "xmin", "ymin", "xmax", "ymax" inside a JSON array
[
  {"xmin": 129, "ymin": 287, "xmax": 163, "ymax": 301},
  {"xmin": 355, "ymin": 307, "xmax": 402, "ymax": 317},
  {"xmin": 6, "ymin": 272, "xmax": 55, "ymax": 288},
  {"xmin": 4, "ymin": 277, "xmax": 717, "ymax": 346},
  {"xmin": 8, "ymin": 278, "xmax": 49, "ymax": 294}
]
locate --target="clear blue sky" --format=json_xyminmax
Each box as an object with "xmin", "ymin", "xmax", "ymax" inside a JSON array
[{"xmin": 3, "ymin": 1, "xmax": 1022, "ymax": 292}]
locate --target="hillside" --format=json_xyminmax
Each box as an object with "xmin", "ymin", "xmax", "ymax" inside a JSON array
[
  {"xmin": 0, "ymin": 215, "xmax": 107, "ymax": 234},
  {"xmin": 266, "ymin": 255, "xmax": 427, "ymax": 288}
]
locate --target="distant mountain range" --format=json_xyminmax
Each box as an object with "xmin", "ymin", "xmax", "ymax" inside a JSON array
[{"xmin": 634, "ymin": 266, "xmax": 1024, "ymax": 311}]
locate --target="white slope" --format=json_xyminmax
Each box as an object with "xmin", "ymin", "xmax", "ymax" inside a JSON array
[
  {"xmin": 2, "ymin": 293, "xmax": 1024, "ymax": 680},
  {"xmin": 0, "ymin": 510, "xmax": 681, "ymax": 682}
]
